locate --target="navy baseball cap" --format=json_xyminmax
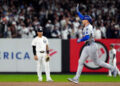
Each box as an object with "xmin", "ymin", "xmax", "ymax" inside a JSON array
[
  {"xmin": 83, "ymin": 15, "xmax": 92, "ymax": 23},
  {"xmin": 37, "ymin": 28, "xmax": 43, "ymax": 32},
  {"xmin": 110, "ymin": 44, "xmax": 114, "ymax": 47}
]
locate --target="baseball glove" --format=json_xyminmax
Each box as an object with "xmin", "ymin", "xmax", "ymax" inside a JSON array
[{"xmin": 46, "ymin": 55, "xmax": 50, "ymax": 62}]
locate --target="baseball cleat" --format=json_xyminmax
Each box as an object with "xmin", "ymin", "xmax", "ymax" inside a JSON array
[
  {"xmin": 107, "ymin": 75, "xmax": 112, "ymax": 77},
  {"xmin": 118, "ymin": 72, "xmax": 120, "ymax": 76},
  {"xmin": 67, "ymin": 78, "xmax": 79, "ymax": 84},
  {"xmin": 113, "ymin": 68, "xmax": 117, "ymax": 77},
  {"xmin": 38, "ymin": 79, "xmax": 42, "ymax": 82}
]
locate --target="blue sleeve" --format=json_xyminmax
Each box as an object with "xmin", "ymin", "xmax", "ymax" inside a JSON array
[
  {"xmin": 77, "ymin": 35, "xmax": 90, "ymax": 43},
  {"xmin": 77, "ymin": 11, "xmax": 84, "ymax": 20}
]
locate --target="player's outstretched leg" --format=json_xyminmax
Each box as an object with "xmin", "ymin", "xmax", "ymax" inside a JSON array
[
  {"xmin": 67, "ymin": 59, "xmax": 84, "ymax": 84},
  {"xmin": 94, "ymin": 57, "xmax": 117, "ymax": 77},
  {"xmin": 90, "ymin": 45, "xmax": 117, "ymax": 77},
  {"xmin": 68, "ymin": 46, "xmax": 88, "ymax": 83},
  {"xmin": 93, "ymin": 55, "xmax": 117, "ymax": 77},
  {"xmin": 88, "ymin": 43, "xmax": 117, "ymax": 77}
]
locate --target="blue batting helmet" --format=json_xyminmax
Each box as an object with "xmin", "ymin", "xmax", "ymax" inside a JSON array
[{"xmin": 83, "ymin": 15, "xmax": 92, "ymax": 23}]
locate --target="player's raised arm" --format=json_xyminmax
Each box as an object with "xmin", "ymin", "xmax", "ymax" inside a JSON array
[{"xmin": 76, "ymin": 4, "xmax": 84, "ymax": 20}]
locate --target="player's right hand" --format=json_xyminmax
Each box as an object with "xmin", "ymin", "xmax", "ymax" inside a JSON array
[{"xmin": 34, "ymin": 56, "xmax": 38, "ymax": 60}]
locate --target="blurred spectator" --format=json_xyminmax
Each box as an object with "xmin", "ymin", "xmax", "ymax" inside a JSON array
[
  {"xmin": 45, "ymin": 20, "xmax": 54, "ymax": 38},
  {"xmin": 77, "ymin": 25, "xmax": 83, "ymax": 38},
  {"xmin": 10, "ymin": 24, "xmax": 17, "ymax": 38},
  {"xmin": 61, "ymin": 24, "xmax": 69, "ymax": 40},
  {"xmin": 0, "ymin": 0, "xmax": 119, "ymax": 39},
  {"xmin": 21, "ymin": 24, "xmax": 29, "ymax": 38},
  {"xmin": 51, "ymin": 25, "xmax": 60, "ymax": 38},
  {"xmin": 2, "ymin": 18, "xmax": 9, "ymax": 38},
  {"xmin": 28, "ymin": 23, "xmax": 35, "ymax": 38},
  {"xmin": 94, "ymin": 27, "xmax": 102, "ymax": 39},
  {"xmin": 100, "ymin": 23, "xmax": 106, "ymax": 38},
  {"xmin": 70, "ymin": 28, "xmax": 76, "ymax": 39},
  {"xmin": 60, "ymin": 16, "xmax": 66, "ymax": 30},
  {"xmin": 0, "ymin": 22, "xmax": 4, "ymax": 37},
  {"xmin": 113, "ymin": 25, "xmax": 119, "ymax": 38},
  {"xmin": 70, "ymin": 24, "xmax": 76, "ymax": 39},
  {"xmin": 73, "ymin": 18, "xmax": 80, "ymax": 33},
  {"xmin": 106, "ymin": 25, "xmax": 113, "ymax": 38}
]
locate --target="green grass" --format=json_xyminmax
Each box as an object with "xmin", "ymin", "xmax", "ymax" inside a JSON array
[{"xmin": 0, "ymin": 74, "xmax": 120, "ymax": 82}]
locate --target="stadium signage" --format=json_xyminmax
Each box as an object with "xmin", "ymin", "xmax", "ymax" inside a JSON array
[
  {"xmin": 80, "ymin": 41, "xmax": 108, "ymax": 69},
  {"xmin": 0, "ymin": 51, "xmax": 30, "ymax": 60},
  {"xmin": 70, "ymin": 39, "xmax": 120, "ymax": 73},
  {"xmin": 0, "ymin": 39, "xmax": 61, "ymax": 72}
]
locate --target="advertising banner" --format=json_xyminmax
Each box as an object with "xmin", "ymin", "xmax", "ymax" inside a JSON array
[
  {"xmin": 0, "ymin": 39, "xmax": 61, "ymax": 72},
  {"xmin": 70, "ymin": 39, "xmax": 120, "ymax": 72}
]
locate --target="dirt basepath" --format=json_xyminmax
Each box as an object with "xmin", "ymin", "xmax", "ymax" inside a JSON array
[{"xmin": 0, "ymin": 82, "xmax": 120, "ymax": 86}]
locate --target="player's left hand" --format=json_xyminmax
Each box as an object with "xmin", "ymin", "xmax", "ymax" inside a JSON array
[
  {"xmin": 46, "ymin": 54, "xmax": 50, "ymax": 62},
  {"xmin": 76, "ymin": 4, "xmax": 79, "ymax": 12},
  {"xmin": 77, "ymin": 38, "xmax": 81, "ymax": 43}
]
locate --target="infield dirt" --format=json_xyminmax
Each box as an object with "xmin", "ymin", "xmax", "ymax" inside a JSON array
[{"xmin": 0, "ymin": 82, "xmax": 120, "ymax": 86}]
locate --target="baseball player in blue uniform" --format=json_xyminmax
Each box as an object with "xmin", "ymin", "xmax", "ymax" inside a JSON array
[{"xmin": 68, "ymin": 4, "xmax": 117, "ymax": 84}]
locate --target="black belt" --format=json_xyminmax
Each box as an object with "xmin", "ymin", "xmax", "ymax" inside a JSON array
[{"xmin": 40, "ymin": 51, "xmax": 45, "ymax": 53}]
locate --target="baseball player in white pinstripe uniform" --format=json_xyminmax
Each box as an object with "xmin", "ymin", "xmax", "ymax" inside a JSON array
[
  {"xmin": 108, "ymin": 44, "xmax": 120, "ymax": 76},
  {"xmin": 32, "ymin": 28, "xmax": 53, "ymax": 82}
]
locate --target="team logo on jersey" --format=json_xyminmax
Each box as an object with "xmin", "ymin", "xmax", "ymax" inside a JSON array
[
  {"xmin": 43, "ymin": 39, "xmax": 46, "ymax": 43},
  {"xmin": 80, "ymin": 41, "xmax": 108, "ymax": 69},
  {"xmin": 86, "ymin": 32, "xmax": 88, "ymax": 34}
]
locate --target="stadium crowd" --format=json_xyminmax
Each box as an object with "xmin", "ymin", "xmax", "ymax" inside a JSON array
[{"xmin": 0, "ymin": 0, "xmax": 120, "ymax": 39}]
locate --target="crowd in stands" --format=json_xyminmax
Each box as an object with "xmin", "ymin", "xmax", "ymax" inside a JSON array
[{"xmin": 0, "ymin": 0, "xmax": 120, "ymax": 39}]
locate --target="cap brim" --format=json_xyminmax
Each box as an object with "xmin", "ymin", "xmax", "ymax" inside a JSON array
[{"xmin": 37, "ymin": 31, "xmax": 43, "ymax": 32}]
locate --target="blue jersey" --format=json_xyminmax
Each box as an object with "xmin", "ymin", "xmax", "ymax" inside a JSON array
[
  {"xmin": 76, "ymin": 9, "xmax": 94, "ymax": 43},
  {"xmin": 82, "ymin": 24, "xmax": 94, "ymax": 42}
]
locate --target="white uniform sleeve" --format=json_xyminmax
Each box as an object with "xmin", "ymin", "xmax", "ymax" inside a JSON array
[
  {"xmin": 112, "ymin": 49, "xmax": 116, "ymax": 55},
  {"xmin": 31, "ymin": 38, "xmax": 37, "ymax": 46},
  {"xmin": 46, "ymin": 37, "xmax": 49, "ymax": 45}
]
